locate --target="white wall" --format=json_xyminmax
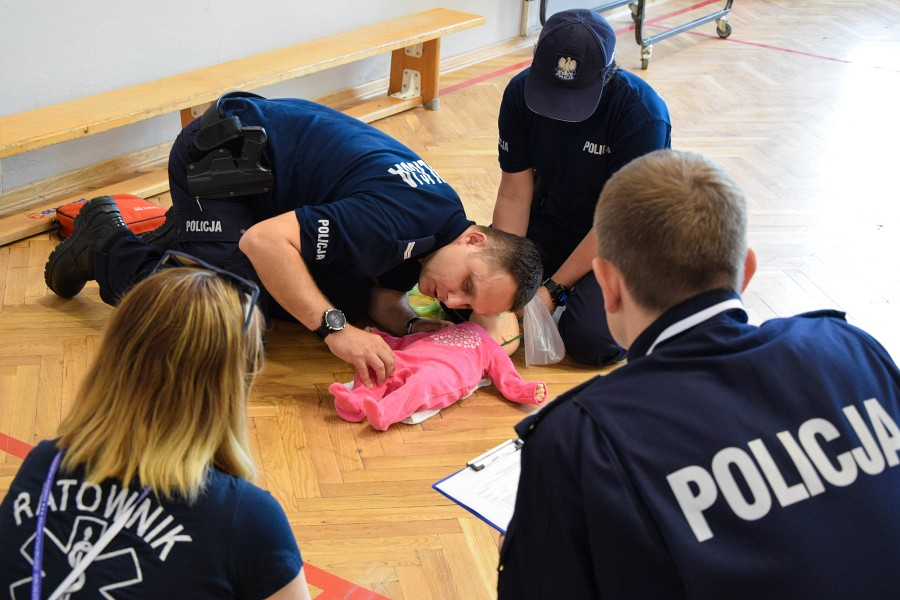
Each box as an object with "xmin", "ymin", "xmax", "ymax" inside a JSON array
[{"xmin": 0, "ymin": 0, "xmax": 530, "ymax": 191}]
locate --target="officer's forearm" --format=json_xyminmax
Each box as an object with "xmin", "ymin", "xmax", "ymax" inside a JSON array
[
  {"xmin": 367, "ymin": 285, "xmax": 417, "ymax": 336},
  {"xmin": 492, "ymin": 169, "xmax": 534, "ymax": 236},
  {"xmin": 551, "ymin": 228, "xmax": 597, "ymax": 288}
]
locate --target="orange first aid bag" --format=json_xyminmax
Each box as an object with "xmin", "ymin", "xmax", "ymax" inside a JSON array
[{"xmin": 56, "ymin": 194, "xmax": 167, "ymax": 239}]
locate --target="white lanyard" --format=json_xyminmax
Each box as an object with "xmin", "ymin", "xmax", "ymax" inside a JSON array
[
  {"xmin": 646, "ymin": 299, "xmax": 746, "ymax": 355},
  {"xmin": 32, "ymin": 450, "xmax": 150, "ymax": 600}
]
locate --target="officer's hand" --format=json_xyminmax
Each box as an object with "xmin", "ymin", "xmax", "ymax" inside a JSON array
[
  {"xmin": 536, "ymin": 285, "xmax": 556, "ymax": 315},
  {"xmin": 410, "ymin": 318, "xmax": 454, "ymax": 334},
  {"xmin": 324, "ymin": 325, "xmax": 395, "ymax": 388}
]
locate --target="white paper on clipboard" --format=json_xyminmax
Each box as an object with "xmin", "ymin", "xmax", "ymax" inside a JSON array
[{"xmin": 432, "ymin": 439, "xmax": 523, "ymax": 534}]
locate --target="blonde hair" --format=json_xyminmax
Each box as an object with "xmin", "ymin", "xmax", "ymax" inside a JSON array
[
  {"xmin": 594, "ymin": 150, "xmax": 748, "ymax": 312},
  {"xmin": 57, "ymin": 267, "xmax": 265, "ymax": 503}
]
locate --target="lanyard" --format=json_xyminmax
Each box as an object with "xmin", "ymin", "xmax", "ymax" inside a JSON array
[
  {"xmin": 31, "ymin": 449, "xmax": 151, "ymax": 600},
  {"xmin": 646, "ymin": 299, "xmax": 746, "ymax": 356},
  {"xmin": 31, "ymin": 450, "xmax": 64, "ymax": 600}
]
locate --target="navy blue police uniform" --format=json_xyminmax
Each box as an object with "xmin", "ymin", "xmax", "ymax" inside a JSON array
[
  {"xmin": 498, "ymin": 68, "xmax": 671, "ymax": 363},
  {"xmin": 498, "ymin": 289, "xmax": 900, "ymax": 599},
  {"xmin": 95, "ymin": 95, "xmax": 473, "ymax": 321},
  {"xmin": 0, "ymin": 440, "xmax": 302, "ymax": 598}
]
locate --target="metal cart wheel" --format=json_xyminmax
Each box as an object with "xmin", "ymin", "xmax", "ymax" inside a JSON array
[
  {"xmin": 640, "ymin": 45, "xmax": 652, "ymax": 70},
  {"xmin": 715, "ymin": 18, "xmax": 732, "ymax": 38}
]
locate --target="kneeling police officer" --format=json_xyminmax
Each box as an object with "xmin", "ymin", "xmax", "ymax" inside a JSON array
[{"xmin": 45, "ymin": 92, "xmax": 541, "ymax": 387}]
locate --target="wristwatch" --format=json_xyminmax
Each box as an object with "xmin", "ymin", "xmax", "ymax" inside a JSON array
[
  {"xmin": 541, "ymin": 278, "xmax": 571, "ymax": 307},
  {"xmin": 313, "ymin": 308, "xmax": 346, "ymax": 340}
]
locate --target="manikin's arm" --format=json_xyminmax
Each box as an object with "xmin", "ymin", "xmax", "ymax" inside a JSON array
[
  {"xmin": 484, "ymin": 344, "xmax": 546, "ymax": 405},
  {"xmin": 469, "ymin": 314, "xmax": 545, "ymax": 404}
]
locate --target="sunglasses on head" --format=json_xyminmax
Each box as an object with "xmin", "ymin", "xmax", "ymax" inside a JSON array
[{"xmin": 150, "ymin": 250, "xmax": 260, "ymax": 332}]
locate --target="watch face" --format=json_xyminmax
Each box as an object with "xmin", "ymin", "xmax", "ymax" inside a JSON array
[{"xmin": 324, "ymin": 309, "xmax": 346, "ymax": 330}]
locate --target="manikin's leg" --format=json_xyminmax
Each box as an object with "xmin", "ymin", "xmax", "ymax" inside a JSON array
[
  {"xmin": 330, "ymin": 380, "xmax": 385, "ymax": 423},
  {"xmin": 364, "ymin": 371, "xmax": 466, "ymax": 431},
  {"xmin": 331, "ymin": 366, "xmax": 416, "ymax": 423}
]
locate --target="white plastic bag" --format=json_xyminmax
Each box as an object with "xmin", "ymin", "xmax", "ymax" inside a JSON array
[{"xmin": 523, "ymin": 295, "xmax": 565, "ymax": 365}]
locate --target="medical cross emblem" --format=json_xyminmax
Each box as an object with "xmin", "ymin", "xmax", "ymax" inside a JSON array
[{"xmin": 11, "ymin": 516, "xmax": 143, "ymax": 599}]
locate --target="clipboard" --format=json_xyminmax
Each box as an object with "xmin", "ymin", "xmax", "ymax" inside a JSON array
[{"xmin": 432, "ymin": 439, "xmax": 523, "ymax": 534}]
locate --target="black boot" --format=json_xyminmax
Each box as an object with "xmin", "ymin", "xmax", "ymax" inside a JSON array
[
  {"xmin": 44, "ymin": 196, "xmax": 128, "ymax": 298},
  {"xmin": 138, "ymin": 206, "xmax": 177, "ymax": 253}
]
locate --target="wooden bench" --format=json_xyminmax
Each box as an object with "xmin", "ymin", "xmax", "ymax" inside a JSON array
[{"xmin": 0, "ymin": 8, "xmax": 485, "ymax": 246}]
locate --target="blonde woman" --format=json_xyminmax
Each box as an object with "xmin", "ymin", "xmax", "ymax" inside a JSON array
[{"xmin": 0, "ymin": 253, "xmax": 310, "ymax": 599}]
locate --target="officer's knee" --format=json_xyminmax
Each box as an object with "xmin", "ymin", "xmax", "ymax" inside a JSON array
[
  {"xmin": 566, "ymin": 343, "xmax": 625, "ymax": 366},
  {"xmin": 559, "ymin": 324, "xmax": 625, "ymax": 366}
]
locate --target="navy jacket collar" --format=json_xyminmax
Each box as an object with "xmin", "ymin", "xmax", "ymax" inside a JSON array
[{"xmin": 626, "ymin": 289, "xmax": 748, "ymax": 360}]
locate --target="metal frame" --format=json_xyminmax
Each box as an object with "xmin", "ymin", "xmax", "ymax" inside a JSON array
[
  {"xmin": 632, "ymin": 0, "xmax": 734, "ymax": 69},
  {"xmin": 538, "ymin": 0, "xmax": 735, "ymax": 69},
  {"xmin": 539, "ymin": 0, "xmax": 634, "ymax": 25}
]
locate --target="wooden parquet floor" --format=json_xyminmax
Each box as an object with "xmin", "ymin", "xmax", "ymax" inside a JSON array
[{"xmin": 2, "ymin": 1, "xmax": 899, "ymax": 597}]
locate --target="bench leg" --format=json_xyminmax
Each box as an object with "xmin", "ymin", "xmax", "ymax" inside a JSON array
[
  {"xmin": 180, "ymin": 102, "xmax": 213, "ymax": 128},
  {"xmin": 389, "ymin": 38, "xmax": 441, "ymax": 110}
]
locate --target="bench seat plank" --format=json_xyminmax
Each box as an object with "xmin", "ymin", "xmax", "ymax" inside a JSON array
[{"xmin": 0, "ymin": 8, "xmax": 485, "ymax": 159}]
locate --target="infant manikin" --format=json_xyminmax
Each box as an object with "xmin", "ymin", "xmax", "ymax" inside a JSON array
[{"xmin": 330, "ymin": 313, "xmax": 547, "ymax": 430}]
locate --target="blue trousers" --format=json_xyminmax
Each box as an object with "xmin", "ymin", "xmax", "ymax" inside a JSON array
[
  {"xmin": 556, "ymin": 270, "xmax": 626, "ymax": 365},
  {"xmin": 94, "ymin": 116, "xmax": 373, "ymax": 322}
]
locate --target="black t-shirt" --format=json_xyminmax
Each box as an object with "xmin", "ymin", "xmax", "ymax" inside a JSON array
[
  {"xmin": 0, "ymin": 440, "xmax": 302, "ymax": 599},
  {"xmin": 498, "ymin": 68, "xmax": 671, "ymax": 270}
]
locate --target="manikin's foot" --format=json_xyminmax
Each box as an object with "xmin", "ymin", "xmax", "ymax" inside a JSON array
[
  {"xmin": 363, "ymin": 396, "xmax": 391, "ymax": 431},
  {"xmin": 44, "ymin": 196, "xmax": 127, "ymax": 298},
  {"xmin": 329, "ymin": 382, "xmax": 366, "ymax": 422}
]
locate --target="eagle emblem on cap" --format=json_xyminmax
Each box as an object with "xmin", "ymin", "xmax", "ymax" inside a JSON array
[{"xmin": 554, "ymin": 55, "xmax": 578, "ymax": 81}]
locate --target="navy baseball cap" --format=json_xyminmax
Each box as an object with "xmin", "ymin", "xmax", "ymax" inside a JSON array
[{"xmin": 525, "ymin": 9, "xmax": 617, "ymax": 122}]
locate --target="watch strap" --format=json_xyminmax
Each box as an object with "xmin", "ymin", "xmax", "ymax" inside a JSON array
[
  {"xmin": 541, "ymin": 278, "xmax": 570, "ymax": 307},
  {"xmin": 405, "ymin": 316, "xmax": 423, "ymax": 335}
]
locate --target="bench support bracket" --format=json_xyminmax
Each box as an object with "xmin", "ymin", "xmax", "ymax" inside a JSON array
[
  {"xmin": 391, "ymin": 70, "xmax": 422, "ymax": 101},
  {"xmin": 390, "ymin": 38, "xmax": 441, "ymax": 110}
]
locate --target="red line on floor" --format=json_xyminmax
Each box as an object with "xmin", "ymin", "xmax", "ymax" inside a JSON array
[
  {"xmin": 440, "ymin": 0, "xmax": 723, "ymax": 96},
  {"xmin": 691, "ymin": 30, "xmax": 851, "ymax": 64},
  {"xmin": 0, "ymin": 432, "xmax": 32, "ymax": 460},
  {"xmin": 440, "ymin": 58, "xmax": 532, "ymax": 95},
  {"xmin": 632, "ymin": 0, "xmax": 725, "ymax": 28},
  {"xmin": 684, "ymin": 28, "xmax": 900, "ymax": 72},
  {"xmin": 0, "ymin": 433, "xmax": 388, "ymax": 599},
  {"xmin": 441, "ymin": 0, "xmax": 898, "ymax": 96},
  {"xmin": 304, "ymin": 564, "xmax": 390, "ymax": 600}
]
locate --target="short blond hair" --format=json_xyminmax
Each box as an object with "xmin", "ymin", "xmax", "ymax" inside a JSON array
[
  {"xmin": 57, "ymin": 267, "xmax": 265, "ymax": 503},
  {"xmin": 594, "ymin": 150, "xmax": 748, "ymax": 311}
]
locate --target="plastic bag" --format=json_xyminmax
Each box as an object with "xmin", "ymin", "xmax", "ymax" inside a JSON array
[{"xmin": 523, "ymin": 295, "xmax": 565, "ymax": 365}]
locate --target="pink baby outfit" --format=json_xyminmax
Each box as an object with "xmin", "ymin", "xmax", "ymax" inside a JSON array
[{"xmin": 330, "ymin": 322, "xmax": 546, "ymax": 430}]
